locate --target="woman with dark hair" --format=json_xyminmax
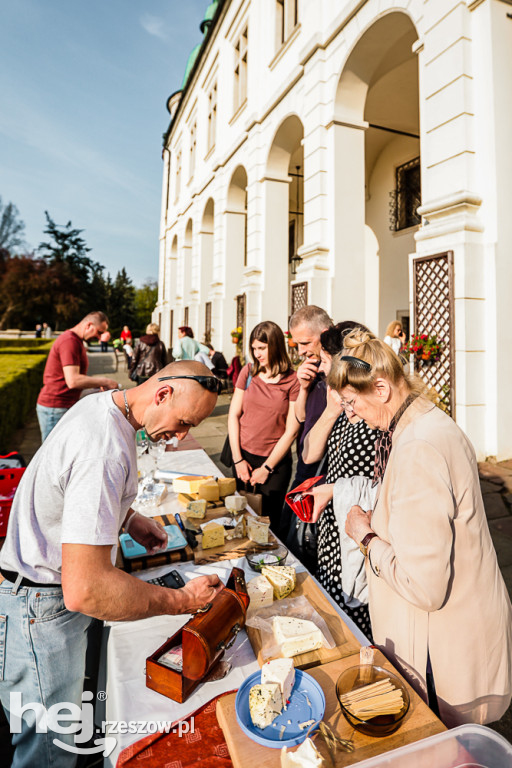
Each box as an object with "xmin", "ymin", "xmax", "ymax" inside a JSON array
[
  {"xmin": 172, "ymin": 326, "xmax": 200, "ymax": 360},
  {"xmin": 302, "ymin": 321, "xmax": 378, "ymax": 637},
  {"xmin": 227, "ymin": 321, "xmax": 300, "ymax": 536}
]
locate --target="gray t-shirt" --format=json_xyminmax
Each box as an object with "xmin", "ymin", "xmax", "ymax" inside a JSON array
[{"xmin": 0, "ymin": 391, "xmax": 137, "ymax": 583}]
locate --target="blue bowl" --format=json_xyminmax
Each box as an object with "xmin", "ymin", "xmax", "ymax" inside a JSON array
[{"xmin": 235, "ymin": 668, "xmax": 325, "ymax": 749}]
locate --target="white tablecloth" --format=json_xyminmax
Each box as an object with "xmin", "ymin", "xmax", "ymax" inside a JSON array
[{"xmin": 102, "ymin": 448, "xmax": 367, "ymax": 766}]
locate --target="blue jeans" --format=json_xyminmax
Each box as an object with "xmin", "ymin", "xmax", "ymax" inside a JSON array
[
  {"xmin": 36, "ymin": 404, "xmax": 69, "ymax": 441},
  {"xmin": 0, "ymin": 578, "xmax": 92, "ymax": 767}
]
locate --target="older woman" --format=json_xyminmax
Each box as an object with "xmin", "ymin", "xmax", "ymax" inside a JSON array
[{"xmin": 326, "ymin": 328, "xmax": 512, "ymax": 727}]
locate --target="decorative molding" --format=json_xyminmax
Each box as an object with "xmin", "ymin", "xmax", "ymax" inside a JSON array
[
  {"xmin": 325, "ymin": 118, "xmax": 369, "ymax": 131},
  {"xmin": 269, "ymin": 24, "xmax": 302, "ymax": 71},
  {"xmin": 412, "ymin": 38, "xmax": 424, "ymax": 54},
  {"xmin": 415, "ymin": 191, "xmax": 484, "ymax": 241}
]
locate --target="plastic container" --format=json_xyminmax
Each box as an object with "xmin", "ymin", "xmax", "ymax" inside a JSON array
[
  {"xmin": 0, "ymin": 467, "xmax": 25, "ymax": 537},
  {"xmin": 353, "ymin": 724, "xmax": 512, "ymax": 768}
]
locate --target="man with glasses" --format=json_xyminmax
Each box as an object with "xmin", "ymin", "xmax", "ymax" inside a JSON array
[
  {"xmin": 36, "ymin": 310, "xmax": 119, "ymax": 440},
  {"xmin": 0, "ymin": 361, "xmax": 223, "ymax": 766}
]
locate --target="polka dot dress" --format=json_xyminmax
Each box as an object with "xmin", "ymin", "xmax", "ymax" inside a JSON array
[{"xmin": 317, "ymin": 413, "xmax": 378, "ymax": 639}]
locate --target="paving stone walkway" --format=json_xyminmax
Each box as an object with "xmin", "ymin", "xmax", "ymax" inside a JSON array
[{"xmin": 8, "ymin": 348, "xmax": 512, "ymax": 742}]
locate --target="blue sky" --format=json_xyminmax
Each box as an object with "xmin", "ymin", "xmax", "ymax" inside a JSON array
[{"xmin": 0, "ymin": 0, "xmax": 207, "ymax": 286}]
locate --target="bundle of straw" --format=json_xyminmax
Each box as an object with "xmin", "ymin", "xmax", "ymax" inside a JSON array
[{"xmin": 340, "ymin": 678, "xmax": 403, "ymax": 719}]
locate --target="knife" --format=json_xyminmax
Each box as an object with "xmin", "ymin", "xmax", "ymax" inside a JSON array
[{"xmin": 174, "ymin": 513, "xmax": 198, "ymax": 549}]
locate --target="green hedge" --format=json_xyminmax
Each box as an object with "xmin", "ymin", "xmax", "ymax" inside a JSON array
[
  {"xmin": 0, "ymin": 343, "xmax": 54, "ymax": 355},
  {"xmin": 0, "ymin": 338, "xmax": 54, "ymax": 348},
  {"xmin": 0, "ymin": 354, "xmax": 48, "ymax": 452}
]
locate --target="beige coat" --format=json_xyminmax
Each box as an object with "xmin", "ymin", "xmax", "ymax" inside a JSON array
[{"xmin": 368, "ymin": 396, "xmax": 512, "ymax": 727}]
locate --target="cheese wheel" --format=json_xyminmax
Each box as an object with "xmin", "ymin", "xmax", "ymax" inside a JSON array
[
  {"xmin": 218, "ymin": 477, "xmax": 236, "ymax": 497},
  {"xmin": 198, "ymin": 479, "xmax": 220, "ymax": 501}
]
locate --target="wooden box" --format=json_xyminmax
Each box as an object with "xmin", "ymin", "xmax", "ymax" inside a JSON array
[{"xmin": 146, "ymin": 567, "xmax": 249, "ymax": 703}]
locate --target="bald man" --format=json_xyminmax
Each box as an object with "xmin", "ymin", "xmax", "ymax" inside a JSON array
[{"xmin": 0, "ymin": 361, "xmax": 223, "ymax": 767}]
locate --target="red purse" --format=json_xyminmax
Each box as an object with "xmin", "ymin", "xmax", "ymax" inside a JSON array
[{"xmin": 285, "ymin": 475, "xmax": 325, "ymax": 522}]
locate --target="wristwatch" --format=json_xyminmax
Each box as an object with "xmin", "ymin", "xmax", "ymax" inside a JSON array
[
  {"xmin": 359, "ymin": 532, "xmax": 378, "ymax": 557},
  {"xmin": 263, "ymin": 464, "xmax": 274, "ymax": 474}
]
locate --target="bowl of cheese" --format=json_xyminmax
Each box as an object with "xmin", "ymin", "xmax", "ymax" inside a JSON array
[
  {"xmin": 245, "ymin": 544, "xmax": 288, "ymax": 572},
  {"xmin": 336, "ymin": 665, "xmax": 410, "ymax": 737}
]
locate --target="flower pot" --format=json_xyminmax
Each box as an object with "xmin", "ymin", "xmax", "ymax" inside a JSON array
[
  {"xmin": 287, "ymin": 340, "xmax": 297, "ymax": 348},
  {"xmin": 232, "ymin": 337, "xmax": 239, "ymax": 344}
]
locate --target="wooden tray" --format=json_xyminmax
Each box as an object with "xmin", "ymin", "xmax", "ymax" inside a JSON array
[
  {"xmin": 116, "ymin": 512, "xmax": 195, "ymax": 573},
  {"xmin": 245, "ymin": 571, "xmax": 361, "ymax": 669},
  {"xmin": 216, "ymin": 649, "xmax": 445, "ymax": 767},
  {"xmin": 191, "ymin": 508, "xmax": 278, "ymax": 565}
]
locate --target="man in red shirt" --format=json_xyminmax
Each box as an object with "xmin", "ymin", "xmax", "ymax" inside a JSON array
[{"xmin": 36, "ymin": 311, "xmax": 119, "ymax": 440}]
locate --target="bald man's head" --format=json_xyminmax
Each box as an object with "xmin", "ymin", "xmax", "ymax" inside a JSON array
[{"xmin": 134, "ymin": 360, "xmax": 219, "ymax": 442}]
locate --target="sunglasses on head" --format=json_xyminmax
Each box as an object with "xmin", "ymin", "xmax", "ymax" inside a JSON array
[{"xmin": 157, "ymin": 374, "xmax": 223, "ymax": 394}]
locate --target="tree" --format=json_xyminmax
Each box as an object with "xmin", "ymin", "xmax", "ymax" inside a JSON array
[
  {"xmin": 0, "ymin": 197, "xmax": 26, "ymax": 252},
  {"xmin": 134, "ymin": 279, "xmax": 158, "ymax": 332},
  {"xmin": 38, "ymin": 212, "xmax": 105, "ymax": 328},
  {"xmin": 105, "ymin": 268, "xmax": 136, "ymax": 331}
]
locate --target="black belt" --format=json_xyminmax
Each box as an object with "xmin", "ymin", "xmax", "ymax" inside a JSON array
[{"xmin": 0, "ymin": 569, "xmax": 61, "ymax": 589}]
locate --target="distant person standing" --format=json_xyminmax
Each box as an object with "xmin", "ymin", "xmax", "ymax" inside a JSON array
[
  {"xmin": 130, "ymin": 323, "xmax": 167, "ymax": 384},
  {"xmin": 120, "ymin": 325, "xmax": 132, "ymax": 345},
  {"xmin": 384, "ymin": 320, "xmax": 406, "ymax": 355},
  {"xmin": 172, "ymin": 326, "xmax": 201, "ymax": 360},
  {"xmin": 100, "ymin": 329, "xmax": 111, "ymax": 352},
  {"xmin": 42, "ymin": 322, "xmax": 52, "ymax": 339},
  {"xmin": 36, "ymin": 311, "xmax": 118, "ymax": 440},
  {"xmin": 35, "ymin": 323, "xmax": 42, "ymax": 338}
]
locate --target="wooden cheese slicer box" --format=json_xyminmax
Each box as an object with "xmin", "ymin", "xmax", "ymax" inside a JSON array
[{"xmin": 146, "ymin": 567, "xmax": 249, "ymax": 703}]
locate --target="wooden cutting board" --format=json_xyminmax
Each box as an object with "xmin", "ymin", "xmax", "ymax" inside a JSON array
[
  {"xmin": 216, "ymin": 650, "xmax": 445, "ymax": 767},
  {"xmin": 191, "ymin": 509, "xmax": 279, "ymax": 565},
  {"xmin": 245, "ymin": 572, "xmax": 361, "ymax": 669},
  {"xmin": 116, "ymin": 512, "xmax": 195, "ymax": 573}
]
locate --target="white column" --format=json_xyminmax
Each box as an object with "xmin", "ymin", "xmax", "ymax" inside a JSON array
[
  {"xmin": 328, "ymin": 120, "xmax": 368, "ymax": 323},
  {"xmin": 260, "ymin": 176, "xmax": 289, "ymax": 329}
]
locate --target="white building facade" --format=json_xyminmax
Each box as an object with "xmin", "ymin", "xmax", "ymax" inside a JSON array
[{"xmin": 155, "ymin": 0, "xmax": 512, "ymax": 461}]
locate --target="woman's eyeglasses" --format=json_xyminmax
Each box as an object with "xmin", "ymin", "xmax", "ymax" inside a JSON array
[{"xmin": 157, "ymin": 375, "xmax": 223, "ymax": 394}]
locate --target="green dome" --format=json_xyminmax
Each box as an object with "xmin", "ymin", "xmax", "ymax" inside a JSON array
[
  {"xmin": 181, "ymin": 42, "xmax": 202, "ymax": 89},
  {"xmin": 181, "ymin": 2, "xmax": 220, "ymax": 90},
  {"xmin": 200, "ymin": 0, "xmax": 220, "ymax": 33}
]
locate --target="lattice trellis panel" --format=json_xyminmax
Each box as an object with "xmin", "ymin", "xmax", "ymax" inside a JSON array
[
  {"xmin": 205, "ymin": 302, "xmax": 212, "ymax": 343},
  {"xmin": 291, "ymin": 282, "xmax": 308, "ymax": 316},
  {"xmin": 413, "ymin": 252, "xmax": 455, "ymax": 417}
]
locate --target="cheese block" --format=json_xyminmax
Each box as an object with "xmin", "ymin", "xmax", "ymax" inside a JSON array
[
  {"xmin": 224, "ymin": 494, "xmax": 247, "ymax": 513},
  {"xmin": 261, "ymin": 658, "xmax": 295, "ymax": 708},
  {"xmin": 261, "ymin": 565, "xmax": 296, "ymax": 600},
  {"xmin": 225, "ymin": 514, "xmax": 245, "ymax": 540},
  {"xmin": 249, "ymin": 683, "xmax": 283, "ymax": 729},
  {"xmin": 218, "ymin": 477, "xmax": 236, "ymax": 497},
  {"xmin": 197, "ymin": 479, "xmax": 220, "ymax": 502},
  {"xmin": 186, "ymin": 499, "xmax": 207, "ymax": 519},
  {"xmin": 200, "ymin": 521, "xmax": 225, "ymax": 549},
  {"xmin": 272, "ymin": 616, "xmax": 323, "ymax": 658},
  {"xmin": 173, "ymin": 475, "xmax": 211, "ymax": 494},
  {"xmin": 247, "ymin": 574, "xmax": 274, "ymax": 612},
  {"xmin": 247, "ymin": 516, "xmax": 270, "ymax": 545},
  {"xmin": 281, "ymin": 738, "xmax": 323, "ymax": 767}
]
